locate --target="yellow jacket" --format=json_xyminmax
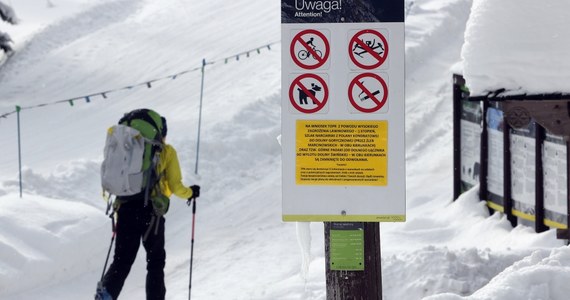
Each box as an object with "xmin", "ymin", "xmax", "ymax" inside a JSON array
[{"xmin": 157, "ymin": 144, "xmax": 194, "ymax": 199}]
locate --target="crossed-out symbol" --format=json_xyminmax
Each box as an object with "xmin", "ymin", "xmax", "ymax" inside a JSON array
[
  {"xmin": 348, "ymin": 73, "xmax": 388, "ymax": 113},
  {"xmin": 289, "ymin": 74, "xmax": 329, "ymax": 114},
  {"xmin": 290, "ymin": 29, "xmax": 330, "ymax": 70},
  {"xmin": 349, "ymin": 29, "xmax": 389, "ymax": 70}
]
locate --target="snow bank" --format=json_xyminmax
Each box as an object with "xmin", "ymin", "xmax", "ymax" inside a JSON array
[
  {"xmin": 382, "ymin": 187, "xmax": 562, "ymax": 299},
  {"xmin": 1, "ymin": 160, "xmax": 102, "ymax": 205},
  {"xmin": 462, "ymin": 0, "xmax": 570, "ymax": 95},
  {"xmin": 0, "ymin": 193, "xmax": 107, "ymax": 296},
  {"xmin": 384, "ymin": 246, "xmax": 527, "ymax": 299},
  {"xmin": 425, "ymin": 246, "xmax": 570, "ymax": 300}
]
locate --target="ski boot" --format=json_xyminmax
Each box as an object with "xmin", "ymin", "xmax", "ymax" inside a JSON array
[{"xmin": 94, "ymin": 283, "xmax": 112, "ymax": 300}]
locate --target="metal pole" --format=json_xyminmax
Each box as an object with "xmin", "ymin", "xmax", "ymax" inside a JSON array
[
  {"xmin": 195, "ymin": 59, "xmax": 206, "ymax": 175},
  {"xmin": 16, "ymin": 105, "xmax": 22, "ymax": 198},
  {"xmin": 188, "ymin": 198, "xmax": 197, "ymax": 300}
]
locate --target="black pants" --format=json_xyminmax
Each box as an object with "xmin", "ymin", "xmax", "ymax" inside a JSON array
[{"xmin": 102, "ymin": 198, "xmax": 166, "ymax": 300}]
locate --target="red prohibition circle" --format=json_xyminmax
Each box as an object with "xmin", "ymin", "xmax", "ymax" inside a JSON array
[
  {"xmin": 348, "ymin": 73, "xmax": 388, "ymax": 113},
  {"xmin": 289, "ymin": 73, "xmax": 329, "ymax": 114},
  {"xmin": 290, "ymin": 29, "xmax": 330, "ymax": 70},
  {"xmin": 348, "ymin": 29, "xmax": 389, "ymax": 70}
]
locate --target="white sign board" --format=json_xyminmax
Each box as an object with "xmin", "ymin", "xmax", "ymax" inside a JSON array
[
  {"xmin": 510, "ymin": 126, "xmax": 536, "ymax": 215},
  {"xmin": 281, "ymin": 0, "xmax": 405, "ymax": 222},
  {"xmin": 460, "ymin": 101, "xmax": 482, "ymax": 190},
  {"xmin": 486, "ymin": 107, "xmax": 505, "ymax": 207},
  {"xmin": 543, "ymin": 133, "xmax": 568, "ymax": 227}
]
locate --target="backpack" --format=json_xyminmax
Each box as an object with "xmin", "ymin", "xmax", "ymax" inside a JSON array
[{"xmin": 101, "ymin": 109, "xmax": 169, "ymax": 215}]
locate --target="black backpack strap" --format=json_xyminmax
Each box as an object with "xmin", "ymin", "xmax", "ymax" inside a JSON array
[
  {"xmin": 143, "ymin": 215, "xmax": 156, "ymax": 242},
  {"xmin": 143, "ymin": 209, "xmax": 163, "ymax": 242}
]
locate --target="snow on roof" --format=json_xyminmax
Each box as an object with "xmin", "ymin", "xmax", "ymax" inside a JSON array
[{"xmin": 461, "ymin": 0, "xmax": 570, "ymax": 96}]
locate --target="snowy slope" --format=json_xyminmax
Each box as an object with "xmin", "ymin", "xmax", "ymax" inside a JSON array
[
  {"xmin": 0, "ymin": 0, "xmax": 568, "ymax": 299},
  {"xmin": 0, "ymin": 0, "xmax": 287, "ymax": 299}
]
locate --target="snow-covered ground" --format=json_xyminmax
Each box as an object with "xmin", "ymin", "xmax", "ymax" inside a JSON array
[{"xmin": 0, "ymin": 0, "xmax": 568, "ymax": 299}]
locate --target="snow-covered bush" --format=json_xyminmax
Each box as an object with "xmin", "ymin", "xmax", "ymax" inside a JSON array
[{"xmin": 0, "ymin": 1, "xmax": 17, "ymax": 54}]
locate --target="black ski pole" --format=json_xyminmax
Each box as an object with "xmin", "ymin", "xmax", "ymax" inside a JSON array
[
  {"xmin": 187, "ymin": 197, "xmax": 197, "ymax": 300},
  {"xmin": 96, "ymin": 214, "xmax": 116, "ymax": 298},
  {"xmin": 101, "ymin": 215, "xmax": 116, "ymax": 280}
]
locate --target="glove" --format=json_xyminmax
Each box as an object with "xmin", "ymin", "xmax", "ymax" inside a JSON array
[{"xmin": 190, "ymin": 185, "xmax": 200, "ymax": 199}]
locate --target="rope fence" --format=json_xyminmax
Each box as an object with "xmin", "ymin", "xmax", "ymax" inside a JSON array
[{"xmin": 0, "ymin": 40, "xmax": 281, "ymax": 197}]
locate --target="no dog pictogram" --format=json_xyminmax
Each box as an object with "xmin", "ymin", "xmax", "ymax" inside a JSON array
[
  {"xmin": 289, "ymin": 74, "xmax": 329, "ymax": 114},
  {"xmin": 348, "ymin": 73, "xmax": 388, "ymax": 113},
  {"xmin": 349, "ymin": 29, "xmax": 389, "ymax": 70},
  {"xmin": 290, "ymin": 29, "xmax": 330, "ymax": 70}
]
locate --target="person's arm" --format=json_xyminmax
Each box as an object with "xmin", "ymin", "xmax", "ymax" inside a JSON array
[{"xmin": 163, "ymin": 145, "xmax": 194, "ymax": 199}]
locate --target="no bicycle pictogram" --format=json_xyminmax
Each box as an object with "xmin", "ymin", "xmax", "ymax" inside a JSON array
[
  {"xmin": 290, "ymin": 29, "xmax": 330, "ymax": 70},
  {"xmin": 289, "ymin": 74, "xmax": 329, "ymax": 114},
  {"xmin": 348, "ymin": 73, "xmax": 388, "ymax": 113},
  {"xmin": 349, "ymin": 29, "xmax": 389, "ymax": 70}
]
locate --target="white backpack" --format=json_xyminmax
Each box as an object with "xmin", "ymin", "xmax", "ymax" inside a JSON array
[{"xmin": 101, "ymin": 125, "xmax": 146, "ymax": 196}]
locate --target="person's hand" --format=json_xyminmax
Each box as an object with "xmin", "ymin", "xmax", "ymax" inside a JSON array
[{"xmin": 190, "ymin": 185, "xmax": 200, "ymax": 199}]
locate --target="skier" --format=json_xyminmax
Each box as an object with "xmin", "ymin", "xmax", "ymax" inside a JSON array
[{"xmin": 96, "ymin": 113, "xmax": 200, "ymax": 300}]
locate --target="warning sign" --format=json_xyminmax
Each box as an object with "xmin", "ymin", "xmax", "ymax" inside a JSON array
[
  {"xmin": 348, "ymin": 73, "xmax": 389, "ymax": 113},
  {"xmin": 349, "ymin": 29, "xmax": 389, "ymax": 70},
  {"xmin": 281, "ymin": 0, "xmax": 405, "ymax": 222},
  {"xmin": 289, "ymin": 73, "xmax": 329, "ymax": 114},
  {"xmin": 290, "ymin": 29, "xmax": 330, "ymax": 70},
  {"xmin": 296, "ymin": 120, "xmax": 388, "ymax": 185}
]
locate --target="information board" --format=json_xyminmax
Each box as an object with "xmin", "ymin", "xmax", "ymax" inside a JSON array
[
  {"xmin": 543, "ymin": 133, "xmax": 568, "ymax": 228},
  {"xmin": 329, "ymin": 222, "xmax": 364, "ymax": 271},
  {"xmin": 460, "ymin": 100, "xmax": 482, "ymax": 192},
  {"xmin": 281, "ymin": 0, "xmax": 405, "ymax": 222},
  {"xmin": 510, "ymin": 122, "xmax": 536, "ymax": 220},
  {"xmin": 486, "ymin": 105, "xmax": 505, "ymax": 210}
]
